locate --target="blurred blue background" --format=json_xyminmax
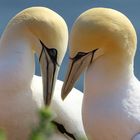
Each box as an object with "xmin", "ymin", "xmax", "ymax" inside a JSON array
[{"xmin": 0, "ymin": 0, "xmax": 140, "ymax": 91}]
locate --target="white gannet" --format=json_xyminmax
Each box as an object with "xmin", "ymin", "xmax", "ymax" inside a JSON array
[
  {"xmin": 0, "ymin": 6, "xmax": 86, "ymax": 140},
  {"xmin": 61, "ymin": 8, "xmax": 140, "ymax": 140},
  {"xmin": 33, "ymin": 76, "xmax": 87, "ymax": 140}
]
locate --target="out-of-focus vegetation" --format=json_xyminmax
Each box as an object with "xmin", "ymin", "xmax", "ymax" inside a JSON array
[
  {"xmin": 0, "ymin": 108, "xmax": 54, "ymax": 140},
  {"xmin": 29, "ymin": 107, "xmax": 55, "ymax": 140},
  {"xmin": 0, "ymin": 107, "xmax": 86, "ymax": 140},
  {"xmin": 0, "ymin": 129, "xmax": 6, "ymax": 140}
]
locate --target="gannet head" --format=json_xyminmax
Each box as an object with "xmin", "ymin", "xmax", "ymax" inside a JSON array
[
  {"xmin": 6, "ymin": 7, "xmax": 68, "ymax": 105},
  {"xmin": 61, "ymin": 7, "xmax": 137, "ymax": 99}
]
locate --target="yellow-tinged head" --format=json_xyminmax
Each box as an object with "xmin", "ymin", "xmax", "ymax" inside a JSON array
[
  {"xmin": 7, "ymin": 7, "xmax": 68, "ymax": 65},
  {"xmin": 2, "ymin": 7, "xmax": 68, "ymax": 105},
  {"xmin": 61, "ymin": 7, "xmax": 137, "ymax": 100},
  {"xmin": 70, "ymin": 7, "xmax": 136, "ymax": 59}
]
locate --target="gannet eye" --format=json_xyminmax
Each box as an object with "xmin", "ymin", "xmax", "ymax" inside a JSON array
[
  {"xmin": 48, "ymin": 49, "xmax": 57, "ymax": 59},
  {"xmin": 48, "ymin": 48, "xmax": 58, "ymax": 65},
  {"xmin": 39, "ymin": 40, "xmax": 59, "ymax": 66},
  {"xmin": 70, "ymin": 49, "xmax": 98, "ymax": 62},
  {"xmin": 70, "ymin": 52, "xmax": 88, "ymax": 62}
]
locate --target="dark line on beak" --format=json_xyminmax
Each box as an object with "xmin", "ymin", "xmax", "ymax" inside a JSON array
[
  {"xmin": 39, "ymin": 45, "xmax": 44, "ymax": 62},
  {"xmin": 39, "ymin": 40, "xmax": 59, "ymax": 105},
  {"xmin": 42, "ymin": 46, "xmax": 49, "ymax": 104},
  {"xmin": 45, "ymin": 50, "xmax": 49, "ymax": 105},
  {"xmin": 90, "ymin": 48, "xmax": 98, "ymax": 64},
  {"xmin": 65, "ymin": 49, "xmax": 98, "ymax": 89},
  {"xmin": 63, "ymin": 59, "xmax": 75, "ymax": 92},
  {"xmin": 43, "ymin": 46, "xmax": 53, "ymax": 105},
  {"xmin": 66, "ymin": 52, "xmax": 89, "ymax": 85}
]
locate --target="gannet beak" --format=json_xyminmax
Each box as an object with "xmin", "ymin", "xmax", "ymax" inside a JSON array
[
  {"xmin": 39, "ymin": 40, "xmax": 59, "ymax": 105},
  {"xmin": 61, "ymin": 49, "xmax": 98, "ymax": 100}
]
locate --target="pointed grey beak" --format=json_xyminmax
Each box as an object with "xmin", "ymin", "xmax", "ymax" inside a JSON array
[
  {"xmin": 61, "ymin": 49, "xmax": 98, "ymax": 100},
  {"xmin": 39, "ymin": 40, "xmax": 59, "ymax": 105}
]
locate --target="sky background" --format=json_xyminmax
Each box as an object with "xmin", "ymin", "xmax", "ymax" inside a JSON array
[{"xmin": 0, "ymin": 0, "xmax": 140, "ymax": 91}]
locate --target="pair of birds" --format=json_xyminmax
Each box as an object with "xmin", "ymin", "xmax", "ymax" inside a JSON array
[{"xmin": 0, "ymin": 6, "xmax": 140, "ymax": 140}]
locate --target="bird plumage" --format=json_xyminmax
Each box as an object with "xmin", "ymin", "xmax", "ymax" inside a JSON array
[
  {"xmin": 32, "ymin": 75, "xmax": 87, "ymax": 140},
  {"xmin": 0, "ymin": 7, "xmax": 86, "ymax": 140},
  {"xmin": 62, "ymin": 7, "xmax": 140, "ymax": 140}
]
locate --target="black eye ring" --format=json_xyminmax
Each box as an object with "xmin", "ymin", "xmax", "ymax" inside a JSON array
[
  {"xmin": 39, "ymin": 40, "xmax": 60, "ymax": 66},
  {"xmin": 47, "ymin": 48, "xmax": 58, "ymax": 66},
  {"xmin": 70, "ymin": 52, "xmax": 88, "ymax": 62},
  {"xmin": 70, "ymin": 49, "xmax": 98, "ymax": 62}
]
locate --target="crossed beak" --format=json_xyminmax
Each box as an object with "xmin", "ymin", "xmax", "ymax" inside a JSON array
[
  {"xmin": 61, "ymin": 49, "xmax": 98, "ymax": 100},
  {"xmin": 39, "ymin": 40, "xmax": 59, "ymax": 105}
]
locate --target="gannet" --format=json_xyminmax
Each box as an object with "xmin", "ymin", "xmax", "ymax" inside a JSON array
[
  {"xmin": 0, "ymin": 6, "xmax": 68, "ymax": 140},
  {"xmin": 0, "ymin": 7, "xmax": 86, "ymax": 140},
  {"xmin": 32, "ymin": 76, "xmax": 87, "ymax": 140},
  {"xmin": 61, "ymin": 8, "xmax": 140, "ymax": 140}
]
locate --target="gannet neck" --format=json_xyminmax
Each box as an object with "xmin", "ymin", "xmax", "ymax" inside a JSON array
[
  {"xmin": 0, "ymin": 28, "xmax": 35, "ymax": 92},
  {"xmin": 84, "ymin": 53, "xmax": 134, "ymax": 97}
]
